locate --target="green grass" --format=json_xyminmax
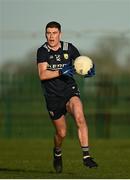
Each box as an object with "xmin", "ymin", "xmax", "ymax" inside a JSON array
[{"xmin": 0, "ymin": 138, "xmax": 130, "ymax": 178}]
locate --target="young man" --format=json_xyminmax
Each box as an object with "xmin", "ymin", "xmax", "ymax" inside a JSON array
[{"xmin": 37, "ymin": 21, "xmax": 98, "ymax": 173}]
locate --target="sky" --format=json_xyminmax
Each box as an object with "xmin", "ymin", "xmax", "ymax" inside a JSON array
[{"xmin": 0, "ymin": 0, "xmax": 130, "ymax": 65}]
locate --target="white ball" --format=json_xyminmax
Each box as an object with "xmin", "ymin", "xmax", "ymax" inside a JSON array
[{"xmin": 74, "ymin": 56, "xmax": 93, "ymax": 75}]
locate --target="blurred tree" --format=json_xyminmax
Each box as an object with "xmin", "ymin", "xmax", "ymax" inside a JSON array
[
  {"xmin": 90, "ymin": 35, "xmax": 130, "ymax": 75},
  {"xmin": 95, "ymin": 73, "xmax": 118, "ymax": 138}
]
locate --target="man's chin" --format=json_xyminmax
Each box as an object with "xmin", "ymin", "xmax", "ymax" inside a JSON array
[{"xmin": 48, "ymin": 43, "xmax": 55, "ymax": 48}]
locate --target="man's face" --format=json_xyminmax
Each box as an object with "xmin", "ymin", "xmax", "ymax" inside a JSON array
[{"xmin": 46, "ymin": 27, "xmax": 61, "ymax": 48}]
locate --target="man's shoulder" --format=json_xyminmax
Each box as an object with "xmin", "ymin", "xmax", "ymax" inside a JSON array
[
  {"xmin": 37, "ymin": 43, "xmax": 49, "ymax": 52},
  {"xmin": 61, "ymin": 41, "xmax": 76, "ymax": 51},
  {"xmin": 61, "ymin": 41, "xmax": 73, "ymax": 46}
]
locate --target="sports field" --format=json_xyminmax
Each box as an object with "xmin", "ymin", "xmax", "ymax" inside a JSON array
[{"xmin": 0, "ymin": 138, "xmax": 130, "ymax": 179}]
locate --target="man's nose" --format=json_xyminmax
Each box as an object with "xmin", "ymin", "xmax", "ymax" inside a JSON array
[{"xmin": 50, "ymin": 33, "xmax": 54, "ymax": 38}]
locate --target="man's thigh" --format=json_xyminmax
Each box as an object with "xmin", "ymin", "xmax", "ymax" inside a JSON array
[
  {"xmin": 66, "ymin": 96, "xmax": 84, "ymax": 117},
  {"xmin": 52, "ymin": 115, "xmax": 67, "ymax": 132}
]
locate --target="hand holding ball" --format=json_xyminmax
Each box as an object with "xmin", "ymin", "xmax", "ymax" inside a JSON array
[{"xmin": 74, "ymin": 56, "xmax": 95, "ymax": 78}]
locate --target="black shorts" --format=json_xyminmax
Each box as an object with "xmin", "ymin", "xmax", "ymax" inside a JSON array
[{"xmin": 44, "ymin": 85, "xmax": 80, "ymax": 120}]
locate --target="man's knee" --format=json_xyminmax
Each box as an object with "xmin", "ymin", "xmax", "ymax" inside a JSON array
[{"xmin": 57, "ymin": 129, "xmax": 66, "ymax": 139}]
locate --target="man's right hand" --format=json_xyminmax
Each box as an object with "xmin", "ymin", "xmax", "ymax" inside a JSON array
[{"xmin": 59, "ymin": 63, "xmax": 74, "ymax": 77}]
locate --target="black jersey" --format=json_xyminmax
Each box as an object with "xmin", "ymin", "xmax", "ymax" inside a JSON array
[{"xmin": 37, "ymin": 41, "xmax": 80, "ymax": 97}]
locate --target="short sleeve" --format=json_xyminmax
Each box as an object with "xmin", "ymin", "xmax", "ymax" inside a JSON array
[
  {"xmin": 37, "ymin": 47, "xmax": 48, "ymax": 64},
  {"xmin": 70, "ymin": 43, "xmax": 80, "ymax": 60},
  {"xmin": 68, "ymin": 43, "xmax": 80, "ymax": 60}
]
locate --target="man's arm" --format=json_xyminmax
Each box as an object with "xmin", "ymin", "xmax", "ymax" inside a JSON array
[
  {"xmin": 38, "ymin": 62, "xmax": 74, "ymax": 80},
  {"xmin": 38, "ymin": 62, "xmax": 60, "ymax": 80}
]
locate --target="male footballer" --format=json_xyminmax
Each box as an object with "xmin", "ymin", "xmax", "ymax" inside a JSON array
[{"xmin": 36, "ymin": 21, "xmax": 98, "ymax": 173}]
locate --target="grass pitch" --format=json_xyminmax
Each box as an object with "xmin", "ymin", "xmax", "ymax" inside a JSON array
[{"xmin": 0, "ymin": 138, "xmax": 130, "ymax": 179}]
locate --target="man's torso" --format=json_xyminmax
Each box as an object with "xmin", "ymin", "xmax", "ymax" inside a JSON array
[{"xmin": 37, "ymin": 41, "xmax": 80, "ymax": 97}]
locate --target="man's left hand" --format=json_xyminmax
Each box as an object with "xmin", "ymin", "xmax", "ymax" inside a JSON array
[{"xmin": 84, "ymin": 64, "xmax": 95, "ymax": 78}]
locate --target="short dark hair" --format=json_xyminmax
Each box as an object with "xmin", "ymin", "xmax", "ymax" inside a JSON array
[{"xmin": 45, "ymin": 21, "xmax": 61, "ymax": 32}]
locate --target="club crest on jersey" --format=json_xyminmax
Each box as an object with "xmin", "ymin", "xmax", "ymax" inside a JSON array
[{"xmin": 64, "ymin": 53, "xmax": 68, "ymax": 60}]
